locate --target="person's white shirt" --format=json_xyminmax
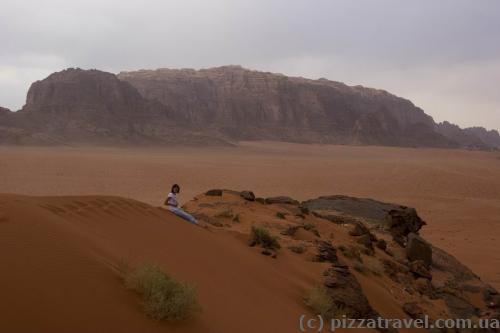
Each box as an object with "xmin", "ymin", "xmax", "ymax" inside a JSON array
[{"xmin": 166, "ymin": 192, "xmax": 179, "ymax": 209}]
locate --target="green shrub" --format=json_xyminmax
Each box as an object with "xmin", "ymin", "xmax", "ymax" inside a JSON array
[
  {"xmin": 306, "ymin": 286, "xmax": 347, "ymax": 319},
  {"xmin": 353, "ymin": 262, "xmax": 368, "ymax": 274},
  {"xmin": 249, "ymin": 226, "xmax": 281, "ymax": 250},
  {"xmin": 338, "ymin": 245, "xmax": 363, "ymax": 263},
  {"xmin": 302, "ymin": 223, "xmax": 321, "ymax": 237},
  {"xmin": 306, "ymin": 286, "xmax": 333, "ymax": 317},
  {"xmin": 124, "ymin": 264, "xmax": 201, "ymax": 321}
]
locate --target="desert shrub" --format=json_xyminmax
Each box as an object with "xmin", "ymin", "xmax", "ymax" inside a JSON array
[
  {"xmin": 353, "ymin": 262, "xmax": 368, "ymax": 274},
  {"xmin": 302, "ymin": 223, "xmax": 320, "ymax": 237},
  {"xmin": 306, "ymin": 286, "xmax": 347, "ymax": 319},
  {"xmin": 289, "ymin": 244, "xmax": 306, "ymax": 254},
  {"xmin": 306, "ymin": 286, "xmax": 333, "ymax": 317},
  {"xmin": 249, "ymin": 226, "xmax": 281, "ymax": 250},
  {"xmin": 276, "ymin": 211, "xmax": 287, "ymax": 219},
  {"xmin": 124, "ymin": 264, "xmax": 201, "ymax": 321},
  {"xmin": 338, "ymin": 245, "xmax": 363, "ymax": 263}
]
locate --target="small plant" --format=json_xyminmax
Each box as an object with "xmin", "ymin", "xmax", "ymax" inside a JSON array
[
  {"xmin": 276, "ymin": 211, "xmax": 287, "ymax": 219},
  {"xmin": 306, "ymin": 286, "xmax": 333, "ymax": 317},
  {"xmin": 289, "ymin": 245, "xmax": 306, "ymax": 254},
  {"xmin": 124, "ymin": 264, "xmax": 202, "ymax": 321},
  {"xmin": 249, "ymin": 226, "xmax": 281, "ymax": 250},
  {"xmin": 306, "ymin": 286, "xmax": 347, "ymax": 319},
  {"xmin": 338, "ymin": 245, "xmax": 363, "ymax": 263},
  {"xmin": 353, "ymin": 262, "xmax": 368, "ymax": 274},
  {"xmin": 302, "ymin": 223, "xmax": 321, "ymax": 237}
]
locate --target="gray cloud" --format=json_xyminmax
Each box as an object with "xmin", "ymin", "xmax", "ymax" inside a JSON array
[{"xmin": 1, "ymin": 0, "xmax": 499, "ymax": 129}]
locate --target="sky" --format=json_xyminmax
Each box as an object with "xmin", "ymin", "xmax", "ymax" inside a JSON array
[{"xmin": 1, "ymin": 0, "xmax": 499, "ymax": 130}]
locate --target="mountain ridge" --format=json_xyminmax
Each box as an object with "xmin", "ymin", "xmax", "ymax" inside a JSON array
[{"xmin": 0, "ymin": 66, "xmax": 498, "ymax": 149}]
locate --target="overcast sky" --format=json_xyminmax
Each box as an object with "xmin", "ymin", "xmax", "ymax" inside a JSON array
[{"xmin": 1, "ymin": 0, "xmax": 499, "ymax": 130}]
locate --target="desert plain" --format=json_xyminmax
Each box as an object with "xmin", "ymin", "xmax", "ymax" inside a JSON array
[{"xmin": 1, "ymin": 141, "xmax": 499, "ymax": 291}]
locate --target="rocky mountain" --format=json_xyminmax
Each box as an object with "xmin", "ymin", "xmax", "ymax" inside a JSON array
[
  {"xmin": 118, "ymin": 66, "xmax": 453, "ymax": 147},
  {"xmin": 0, "ymin": 66, "xmax": 498, "ymax": 149},
  {"xmin": 436, "ymin": 122, "xmax": 500, "ymax": 150},
  {"xmin": 463, "ymin": 127, "xmax": 500, "ymax": 149},
  {"xmin": 436, "ymin": 121, "xmax": 489, "ymax": 150},
  {"xmin": 0, "ymin": 106, "xmax": 11, "ymax": 115},
  {"xmin": 0, "ymin": 69, "xmax": 225, "ymax": 145}
]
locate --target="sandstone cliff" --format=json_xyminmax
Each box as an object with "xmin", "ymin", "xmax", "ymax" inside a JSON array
[
  {"xmin": 118, "ymin": 66, "xmax": 453, "ymax": 147},
  {"xmin": 0, "ymin": 69, "xmax": 226, "ymax": 145},
  {"xmin": 0, "ymin": 66, "xmax": 498, "ymax": 148}
]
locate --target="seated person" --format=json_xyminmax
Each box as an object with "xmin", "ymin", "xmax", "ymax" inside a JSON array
[{"xmin": 164, "ymin": 184, "xmax": 198, "ymax": 225}]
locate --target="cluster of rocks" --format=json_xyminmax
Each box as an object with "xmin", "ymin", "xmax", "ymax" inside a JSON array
[
  {"xmin": 192, "ymin": 189, "xmax": 500, "ymax": 330},
  {"xmin": 315, "ymin": 241, "xmax": 380, "ymax": 319}
]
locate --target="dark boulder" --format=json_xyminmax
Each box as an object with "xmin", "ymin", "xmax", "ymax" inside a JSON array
[
  {"xmin": 322, "ymin": 266, "xmax": 380, "ymax": 320},
  {"xmin": 315, "ymin": 241, "xmax": 339, "ymax": 264},
  {"xmin": 376, "ymin": 239, "xmax": 387, "ymax": 251},
  {"xmin": 255, "ymin": 197, "xmax": 266, "ymax": 204},
  {"xmin": 406, "ymin": 233, "xmax": 432, "ymax": 266},
  {"xmin": 240, "ymin": 191, "xmax": 255, "ymax": 201},
  {"xmin": 265, "ymin": 196, "xmax": 299, "ymax": 205},
  {"xmin": 409, "ymin": 260, "xmax": 432, "ymax": 280},
  {"xmin": 356, "ymin": 234, "xmax": 374, "ymax": 254},
  {"xmin": 442, "ymin": 294, "xmax": 479, "ymax": 318},
  {"xmin": 205, "ymin": 189, "xmax": 223, "ymax": 196},
  {"xmin": 386, "ymin": 208, "xmax": 426, "ymax": 239},
  {"xmin": 403, "ymin": 302, "xmax": 424, "ymax": 319},
  {"xmin": 349, "ymin": 221, "xmax": 370, "ymax": 236}
]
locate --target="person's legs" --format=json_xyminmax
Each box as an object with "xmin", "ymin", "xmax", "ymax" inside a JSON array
[{"xmin": 170, "ymin": 207, "xmax": 198, "ymax": 225}]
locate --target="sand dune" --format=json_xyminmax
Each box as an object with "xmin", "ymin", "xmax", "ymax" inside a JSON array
[
  {"xmin": 1, "ymin": 189, "xmax": 495, "ymax": 332},
  {"xmin": 0, "ymin": 193, "xmax": 324, "ymax": 333}
]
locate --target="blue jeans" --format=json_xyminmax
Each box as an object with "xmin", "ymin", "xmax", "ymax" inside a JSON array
[{"xmin": 169, "ymin": 207, "xmax": 198, "ymax": 225}]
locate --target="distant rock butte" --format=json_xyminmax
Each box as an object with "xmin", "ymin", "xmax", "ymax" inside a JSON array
[
  {"xmin": 0, "ymin": 66, "xmax": 498, "ymax": 148},
  {"xmin": 436, "ymin": 121, "xmax": 500, "ymax": 150}
]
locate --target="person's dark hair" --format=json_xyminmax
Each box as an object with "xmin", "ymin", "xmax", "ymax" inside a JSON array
[{"xmin": 171, "ymin": 184, "xmax": 180, "ymax": 193}]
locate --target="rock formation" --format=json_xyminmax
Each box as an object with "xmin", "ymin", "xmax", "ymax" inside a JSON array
[
  {"xmin": 436, "ymin": 121, "xmax": 490, "ymax": 150},
  {"xmin": 118, "ymin": 66, "xmax": 454, "ymax": 147},
  {"xmin": 0, "ymin": 69, "xmax": 227, "ymax": 145},
  {"xmin": 0, "ymin": 66, "xmax": 498, "ymax": 149},
  {"xmin": 463, "ymin": 126, "xmax": 500, "ymax": 149},
  {"xmin": 184, "ymin": 189, "xmax": 500, "ymax": 327}
]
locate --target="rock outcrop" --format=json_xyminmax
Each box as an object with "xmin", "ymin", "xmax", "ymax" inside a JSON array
[
  {"xmin": 406, "ymin": 233, "xmax": 432, "ymax": 266},
  {"xmin": 184, "ymin": 189, "xmax": 499, "ymax": 328},
  {"xmin": 301, "ymin": 195, "xmax": 426, "ymax": 237}
]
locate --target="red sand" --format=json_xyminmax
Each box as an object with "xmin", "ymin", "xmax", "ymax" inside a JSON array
[
  {"xmin": 0, "ymin": 194, "xmax": 328, "ymax": 332},
  {"xmin": 1, "ymin": 142, "xmax": 499, "ymax": 290}
]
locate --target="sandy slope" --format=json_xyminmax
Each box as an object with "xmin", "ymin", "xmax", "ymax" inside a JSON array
[
  {"xmin": 0, "ymin": 142, "xmax": 499, "ymax": 289},
  {"xmin": 0, "ymin": 193, "xmax": 326, "ymax": 333}
]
